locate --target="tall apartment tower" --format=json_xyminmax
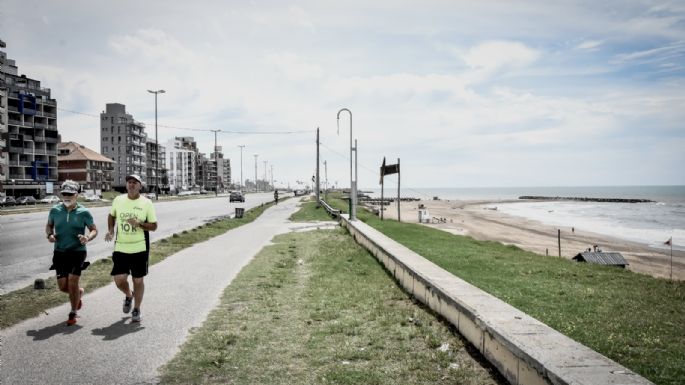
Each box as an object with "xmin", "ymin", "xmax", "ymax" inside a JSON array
[
  {"xmin": 146, "ymin": 138, "xmax": 167, "ymax": 193},
  {"xmin": 165, "ymin": 136, "xmax": 197, "ymax": 192},
  {"xmin": 100, "ymin": 103, "xmax": 147, "ymax": 190},
  {"xmin": 211, "ymin": 146, "xmax": 231, "ymax": 191},
  {"xmin": 1, "ymin": 41, "xmax": 59, "ymax": 197}
]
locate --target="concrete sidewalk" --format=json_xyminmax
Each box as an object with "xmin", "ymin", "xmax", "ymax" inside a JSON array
[{"xmin": 1, "ymin": 199, "xmax": 303, "ymax": 385}]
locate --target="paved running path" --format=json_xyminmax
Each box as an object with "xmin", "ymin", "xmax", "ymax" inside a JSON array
[{"xmin": 1, "ymin": 199, "xmax": 310, "ymax": 385}]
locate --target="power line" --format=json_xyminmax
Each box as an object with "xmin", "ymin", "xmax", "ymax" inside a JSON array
[{"xmin": 57, "ymin": 107, "xmax": 313, "ymax": 135}]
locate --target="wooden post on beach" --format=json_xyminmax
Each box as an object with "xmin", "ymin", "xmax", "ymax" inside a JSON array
[{"xmin": 558, "ymin": 229, "xmax": 561, "ymax": 257}]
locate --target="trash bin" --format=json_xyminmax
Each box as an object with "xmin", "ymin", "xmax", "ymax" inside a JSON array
[{"xmin": 235, "ymin": 207, "xmax": 244, "ymax": 218}]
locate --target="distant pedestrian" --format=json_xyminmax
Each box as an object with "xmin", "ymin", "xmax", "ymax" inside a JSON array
[
  {"xmin": 45, "ymin": 180, "xmax": 98, "ymax": 325},
  {"xmin": 572, "ymin": 227, "xmax": 575, "ymax": 233},
  {"xmin": 104, "ymin": 175, "xmax": 158, "ymax": 323},
  {"xmin": 274, "ymin": 189, "xmax": 279, "ymax": 204}
]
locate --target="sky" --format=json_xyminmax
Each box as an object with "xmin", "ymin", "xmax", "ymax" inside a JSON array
[{"xmin": 1, "ymin": 0, "xmax": 684, "ymax": 190}]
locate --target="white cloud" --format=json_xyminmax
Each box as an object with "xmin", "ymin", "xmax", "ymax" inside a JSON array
[
  {"xmin": 461, "ymin": 41, "xmax": 540, "ymax": 73},
  {"xmin": 575, "ymin": 40, "xmax": 603, "ymax": 51}
]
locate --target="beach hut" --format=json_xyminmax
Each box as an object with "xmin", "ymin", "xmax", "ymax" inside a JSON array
[{"xmin": 572, "ymin": 252, "xmax": 628, "ymax": 268}]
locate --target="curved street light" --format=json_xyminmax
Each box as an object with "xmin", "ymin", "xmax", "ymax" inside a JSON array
[{"xmin": 337, "ymin": 108, "xmax": 357, "ymax": 220}]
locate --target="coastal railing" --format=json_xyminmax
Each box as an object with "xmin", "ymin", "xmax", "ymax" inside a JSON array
[{"xmin": 318, "ymin": 198, "xmax": 341, "ymax": 219}]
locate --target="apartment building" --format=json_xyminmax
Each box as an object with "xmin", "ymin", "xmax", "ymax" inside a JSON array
[
  {"xmin": 0, "ymin": 87, "xmax": 7, "ymax": 187},
  {"xmin": 212, "ymin": 146, "xmax": 231, "ymax": 191},
  {"xmin": 1, "ymin": 42, "xmax": 59, "ymax": 197},
  {"xmin": 165, "ymin": 136, "xmax": 197, "ymax": 192},
  {"xmin": 57, "ymin": 141, "xmax": 115, "ymax": 193},
  {"xmin": 100, "ymin": 103, "xmax": 147, "ymax": 190},
  {"xmin": 146, "ymin": 138, "xmax": 167, "ymax": 194}
]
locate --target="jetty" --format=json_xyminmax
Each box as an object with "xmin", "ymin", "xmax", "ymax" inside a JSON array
[{"xmin": 518, "ymin": 196, "xmax": 653, "ymax": 203}]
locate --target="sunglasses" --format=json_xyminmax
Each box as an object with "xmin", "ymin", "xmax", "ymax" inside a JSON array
[{"xmin": 61, "ymin": 192, "xmax": 76, "ymax": 196}]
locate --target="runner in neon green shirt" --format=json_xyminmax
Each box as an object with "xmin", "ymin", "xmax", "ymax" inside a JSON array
[{"xmin": 105, "ymin": 174, "xmax": 158, "ymax": 323}]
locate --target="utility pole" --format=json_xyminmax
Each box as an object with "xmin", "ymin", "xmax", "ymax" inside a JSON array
[
  {"xmin": 270, "ymin": 165, "xmax": 274, "ymax": 190},
  {"xmin": 323, "ymin": 160, "xmax": 328, "ymax": 200},
  {"xmin": 238, "ymin": 145, "xmax": 245, "ymax": 192},
  {"xmin": 147, "ymin": 89, "xmax": 165, "ymax": 199},
  {"xmin": 263, "ymin": 160, "xmax": 268, "ymax": 189},
  {"xmin": 254, "ymin": 154, "xmax": 258, "ymax": 192},
  {"xmin": 336, "ymin": 108, "xmax": 356, "ymax": 220},
  {"xmin": 211, "ymin": 130, "xmax": 219, "ymax": 196},
  {"xmin": 316, "ymin": 127, "xmax": 320, "ymax": 206}
]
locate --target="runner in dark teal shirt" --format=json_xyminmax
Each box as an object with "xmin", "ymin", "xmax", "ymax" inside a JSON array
[{"xmin": 45, "ymin": 180, "xmax": 98, "ymax": 325}]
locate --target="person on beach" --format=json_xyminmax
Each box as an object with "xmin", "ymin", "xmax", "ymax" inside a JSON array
[
  {"xmin": 104, "ymin": 174, "xmax": 157, "ymax": 323},
  {"xmin": 45, "ymin": 180, "xmax": 98, "ymax": 326},
  {"xmin": 274, "ymin": 189, "xmax": 279, "ymax": 204}
]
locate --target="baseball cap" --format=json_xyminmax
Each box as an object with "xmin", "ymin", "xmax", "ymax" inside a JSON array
[
  {"xmin": 125, "ymin": 174, "xmax": 143, "ymax": 184},
  {"xmin": 60, "ymin": 180, "xmax": 80, "ymax": 194}
]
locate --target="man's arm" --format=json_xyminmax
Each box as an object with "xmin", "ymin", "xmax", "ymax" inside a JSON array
[
  {"xmin": 45, "ymin": 222, "xmax": 55, "ymax": 242},
  {"xmin": 104, "ymin": 214, "xmax": 116, "ymax": 242}
]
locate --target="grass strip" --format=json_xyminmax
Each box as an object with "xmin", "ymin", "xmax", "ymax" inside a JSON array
[
  {"xmin": 0, "ymin": 202, "xmax": 274, "ymax": 329},
  {"xmin": 159, "ymin": 227, "xmax": 504, "ymax": 385},
  {"xmin": 324, "ymin": 194, "xmax": 684, "ymax": 385},
  {"xmin": 289, "ymin": 197, "xmax": 337, "ymax": 222}
]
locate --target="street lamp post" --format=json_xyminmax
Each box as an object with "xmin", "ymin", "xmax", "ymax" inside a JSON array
[
  {"xmin": 253, "ymin": 154, "xmax": 258, "ymax": 192},
  {"xmin": 147, "ymin": 89, "xmax": 165, "ymax": 200},
  {"xmin": 337, "ymin": 108, "xmax": 357, "ymax": 220},
  {"xmin": 238, "ymin": 145, "xmax": 245, "ymax": 192}
]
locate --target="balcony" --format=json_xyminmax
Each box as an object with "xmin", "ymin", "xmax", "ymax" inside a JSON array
[{"xmin": 42, "ymin": 112, "xmax": 56, "ymax": 118}]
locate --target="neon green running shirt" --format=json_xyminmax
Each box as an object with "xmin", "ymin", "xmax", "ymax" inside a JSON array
[{"xmin": 110, "ymin": 194, "xmax": 157, "ymax": 253}]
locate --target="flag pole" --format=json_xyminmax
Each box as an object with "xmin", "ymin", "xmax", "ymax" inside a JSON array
[{"xmin": 670, "ymin": 240, "xmax": 673, "ymax": 281}]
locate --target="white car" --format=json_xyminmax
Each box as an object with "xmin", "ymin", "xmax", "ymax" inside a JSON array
[
  {"xmin": 40, "ymin": 195, "xmax": 61, "ymax": 204},
  {"xmin": 83, "ymin": 194, "xmax": 101, "ymax": 202}
]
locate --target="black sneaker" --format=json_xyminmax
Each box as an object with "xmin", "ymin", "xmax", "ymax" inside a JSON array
[
  {"xmin": 123, "ymin": 296, "xmax": 133, "ymax": 314},
  {"xmin": 131, "ymin": 308, "xmax": 141, "ymax": 323}
]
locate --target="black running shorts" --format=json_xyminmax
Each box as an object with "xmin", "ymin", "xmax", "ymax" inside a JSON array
[
  {"xmin": 53, "ymin": 250, "xmax": 87, "ymax": 279},
  {"xmin": 111, "ymin": 251, "xmax": 149, "ymax": 278}
]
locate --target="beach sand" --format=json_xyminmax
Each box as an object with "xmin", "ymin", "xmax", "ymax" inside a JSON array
[{"xmin": 370, "ymin": 199, "xmax": 684, "ymax": 281}]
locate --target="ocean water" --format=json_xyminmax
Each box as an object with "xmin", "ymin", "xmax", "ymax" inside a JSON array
[{"xmin": 364, "ymin": 186, "xmax": 685, "ymax": 250}]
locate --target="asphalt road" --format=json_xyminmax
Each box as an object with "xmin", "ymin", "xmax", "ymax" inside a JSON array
[
  {"xmin": 0, "ymin": 193, "xmax": 276, "ymax": 294},
  {"xmin": 0, "ymin": 197, "xmax": 312, "ymax": 385}
]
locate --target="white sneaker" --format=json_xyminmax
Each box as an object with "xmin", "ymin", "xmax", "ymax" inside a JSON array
[{"xmin": 131, "ymin": 308, "xmax": 141, "ymax": 322}]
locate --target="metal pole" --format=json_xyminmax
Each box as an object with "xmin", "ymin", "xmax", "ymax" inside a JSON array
[
  {"xmin": 213, "ymin": 130, "xmax": 218, "ymax": 197},
  {"xmin": 148, "ymin": 89, "xmax": 165, "ymax": 200},
  {"xmin": 336, "ymin": 108, "xmax": 355, "ymax": 220},
  {"xmin": 397, "ymin": 158, "xmax": 401, "ymax": 222},
  {"xmin": 254, "ymin": 154, "xmax": 258, "ymax": 192},
  {"xmin": 323, "ymin": 160, "xmax": 328, "ymax": 201},
  {"xmin": 238, "ymin": 145, "xmax": 245, "ymax": 192},
  {"xmin": 558, "ymin": 229, "xmax": 561, "ymax": 257},
  {"xmin": 263, "ymin": 161, "xmax": 267, "ymax": 189},
  {"xmin": 354, "ymin": 139, "xmax": 358, "ymax": 219},
  {"xmin": 270, "ymin": 165, "xmax": 274, "ymax": 190},
  {"xmin": 316, "ymin": 127, "xmax": 320, "ymax": 206}
]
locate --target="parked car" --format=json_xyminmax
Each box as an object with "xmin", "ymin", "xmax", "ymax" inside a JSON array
[
  {"xmin": 229, "ymin": 191, "xmax": 245, "ymax": 202},
  {"xmin": 144, "ymin": 192, "xmax": 157, "ymax": 199},
  {"xmin": 83, "ymin": 194, "xmax": 101, "ymax": 202},
  {"xmin": 0, "ymin": 196, "xmax": 16, "ymax": 207},
  {"xmin": 40, "ymin": 195, "xmax": 61, "ymax": 204},
  {"xmin": 16, "ymin": 196, "xmax": 37, "ymax": 205}
]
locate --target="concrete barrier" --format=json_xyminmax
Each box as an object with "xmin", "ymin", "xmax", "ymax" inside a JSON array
[{"xmin": 340, "ymin": 215, "xmax": 653, "ymax": 385}]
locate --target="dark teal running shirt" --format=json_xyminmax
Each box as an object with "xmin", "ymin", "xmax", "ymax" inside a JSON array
[{"xmin": 47, "ymin": 203, "xmax": 95, "ymax": 252}]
